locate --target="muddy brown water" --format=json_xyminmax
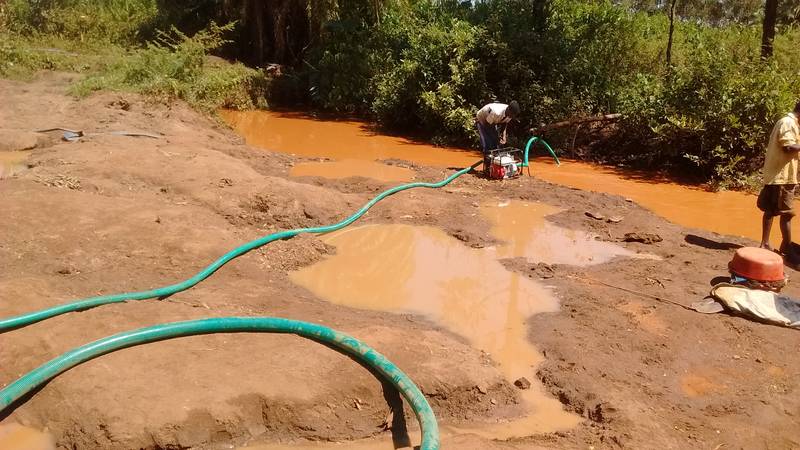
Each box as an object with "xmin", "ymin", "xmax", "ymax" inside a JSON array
[
  {"xmin": 222, "ymin": 109, "xmax": 788, "ymax": 242},
  {"xmin": 0, "ymin": 424, "xmax": 55, "ymax": 450},
  {"xmin": 0, "ymin": 151, "xmax": 29, "ymax": 179},
  {"xmin": 292, "ymin": 159, "xmax": 415, "ymax": 182},
  {"xmin": 288, "ymin": 202, "xmax": 640, "ymax": 443}
]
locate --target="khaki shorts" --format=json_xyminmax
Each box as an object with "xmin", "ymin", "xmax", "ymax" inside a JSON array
[{"xmin": 757, "ymin": 184, "xmax": 796, "ymax": 217}]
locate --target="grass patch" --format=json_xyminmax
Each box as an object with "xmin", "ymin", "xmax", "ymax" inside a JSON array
[
  {"xmin": 0, "ymin": 26, "xmax": 269, "ymax": 112},
  {"xmin": 0, "ymin": 33, "xmax": 102, "ymax": 79}
]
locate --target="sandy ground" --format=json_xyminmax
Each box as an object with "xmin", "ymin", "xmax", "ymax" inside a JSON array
[{"xmin": 1, "ymin": 73, "xmax": 799, "ymax": 449}]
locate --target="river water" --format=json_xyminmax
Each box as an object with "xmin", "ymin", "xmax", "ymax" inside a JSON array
[{"xmin": 222, "ymin": 109, "xmax": 785, "ymax": 241}]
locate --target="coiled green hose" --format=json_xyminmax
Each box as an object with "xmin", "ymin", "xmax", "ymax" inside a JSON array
[
  {"xmin": 0, "ymin": 161, "xmax": 482, "ymax": 332},
  {"xmin": 523, "ymin": 136, "xmax": 560, "ymax": 167},
  {"xmin": 0, "ymin": 317, "xmax": 440, "ymax": 450}
]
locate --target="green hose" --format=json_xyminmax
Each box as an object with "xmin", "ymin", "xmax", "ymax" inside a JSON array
[
  {"xmin": 0, "ymin": 317, "xmax": 440, "ymax": 450},
  {"xmin": 523, "ymin": 136, "xmax": 560, "ymax": 167},
  {"xmin": 0, "ymin": 161, "xmax": 483, "ymax": 332}
]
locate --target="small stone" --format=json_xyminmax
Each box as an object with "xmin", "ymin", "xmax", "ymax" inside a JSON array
[
  {"xmin": 476, "ymin": 384, "xmax": 488, "ymax": 394},
  {"xmin": 607, "ymin": 216, "xmax": 623, "ymax": 223},
  {"xmin": 733, "ymin": 354, "xmax": 741, "ymax": 360},
  {"xmin": 490, "ymin": 398, "xmax": 497, "ymax": 405},
  {"xmin": 585, "ymin": 211, "xmax": 605, "ymax": 220},
  {"xmin": 514, "ymin": 377, "xmax": 531, "ymax": 390},
  {"xmin": 623, "ymin": 232, "xmax": 663, "ymax": 244}
]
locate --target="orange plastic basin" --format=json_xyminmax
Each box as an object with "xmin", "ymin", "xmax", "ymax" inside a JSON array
[{"xmin": 728, "ymin": 247, "xmax": 785, "ymax": 282}]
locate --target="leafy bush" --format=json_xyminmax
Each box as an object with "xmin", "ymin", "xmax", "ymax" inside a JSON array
[
  {"xmin": 72, "ymin": 23, "xmax": 269, "ymax": 111},
  {"xmin": 371, "ymin": 10, "xmax": 487, "ymax": 143},
  {"xmin": 615, "ymin": 24, "xmax": 799, "ymax": 188},
  {"xmin": 2, "ymin": 0, "xmax": 158, "ymax": 44},
  {"xmin": 306, "ymin": 21, "xmax": 374, "ymax": 113}
]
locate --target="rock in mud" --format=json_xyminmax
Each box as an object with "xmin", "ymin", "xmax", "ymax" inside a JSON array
[
  {"xmin": 531, "ymin": 262, "xmax": 556, "ymax": 279},
  {"xmin": 585, "ymin": 211, "xmax": 605, "ymax": 220},
  {"xmin": 623, "ymin": 232, "xmax": 663, "ymax": 244},
  {"xmin": 514, "ymin": 377, "xmax": 532, "ymax": 390}
]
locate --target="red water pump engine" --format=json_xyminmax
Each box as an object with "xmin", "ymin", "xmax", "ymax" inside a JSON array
[{"xmin": 488, "ymin": 148, "xmax": 522, "ymax": 180}]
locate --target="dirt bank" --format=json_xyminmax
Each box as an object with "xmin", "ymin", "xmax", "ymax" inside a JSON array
[{"xmin": 1, "ymin": 73, "xmax": 799, "ymax": 449}]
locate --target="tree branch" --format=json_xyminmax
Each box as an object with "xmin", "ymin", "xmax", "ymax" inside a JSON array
[{"xmin": 530, "ymin": 114, "xmax": 621, "ymax": 135}]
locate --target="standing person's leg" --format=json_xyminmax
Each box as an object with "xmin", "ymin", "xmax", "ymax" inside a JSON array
[
  {"xmin": 486, "ymin": 125, "xmax": 499, "ymax": 150},
  {"xmin": 758, "ymin": 185, "xmax": 777, "ymax": 250},
  {"xmin": 476, "ymin": 122, "xmax": 496, "ymax": 176},
  {"xmin": 761, "ymin": 213, "xmax": 775, "ymax": 250},
  {"xmin": 476, "ymin": 121, "xmax": 489, "ymax": 153},
  {"xmin": 485, "ymin": 126, "xmax": 500, "ymax": 176},
  {"xmin": 778, "ymin": 184, "xmax": 797, "ymax": 260},
  {"xmin": 779, "ymin": 214, "xmax": 793, "ymax": 252}
]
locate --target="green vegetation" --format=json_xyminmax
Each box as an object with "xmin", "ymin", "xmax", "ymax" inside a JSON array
[
  {"xmin": 71, "ymin": 24, "xmax": 268, "ymax": 111},
  {"xmin": 298, "ymin": 0, "xmax": 799, "ymax": 188},
  {"xmin": 0, "ymin": 1, "xmax": 269, "ymax": 111},
  {"xmin": 1, "ymin": 0, "xmax": 798, "ymax": 188}
]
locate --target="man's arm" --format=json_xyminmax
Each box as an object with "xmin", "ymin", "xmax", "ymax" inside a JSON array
[
  {"xmin": 779, "ymin": 120, "xmax": 800, "ymax": 153},
  {"xmin": 785, "ymin": 143, "xmax": 800, "ymax": 152}
]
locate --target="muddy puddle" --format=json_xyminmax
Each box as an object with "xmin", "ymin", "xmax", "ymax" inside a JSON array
[
  {"xmin": 223, "ymin": 109, "xmax": 787, "ymax": 241},
  {"xmin": 483, "ymin": 201, "xmax": 636, "ymax": 263},
  {"xmin": 291, "ymin": 159, "xmax": 415, "ymax": 182},
  {"xmin": 288, "ymin": 202, "xmax": 639, "ymax": 442},
  {"xmin": 242, "ymin": 437, "xmax": 413, "ymax": 450},
  {"xmin": 0, "ymin": 151, "xmax": 29, "ymax": 179},
  {"xmin": 290, "ymin": 223, "xmax": 581, "ymax": 439},
  {"xmin": 0, "ymin": 423, "xmax": 55, "ymax": 450},
  {"xmin": 241, "ymin": 435, "xmax": 504, "ymax": 450}
]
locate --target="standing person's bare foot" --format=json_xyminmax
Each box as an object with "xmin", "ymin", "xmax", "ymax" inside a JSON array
[
  {"xmin": 779, "ymin": 242, "xmax": 800, "ymax": 268},
  {"xmin": 760, "ymin": 242, "xmax": 774, "ymax": 252}
]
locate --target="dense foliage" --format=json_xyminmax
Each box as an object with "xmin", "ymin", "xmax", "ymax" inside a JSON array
[{"xmin": 1, "ymin": 0, "xmax": 798, "ymax": 188}]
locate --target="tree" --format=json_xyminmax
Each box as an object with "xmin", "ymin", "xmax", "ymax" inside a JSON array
[
  {"xmin": 761, "ymin": 0, "xmax": 777, "ymax": 58},
  {"xmin": 666, "ymin": 0, "xmax": 678, "ymax": 66}
]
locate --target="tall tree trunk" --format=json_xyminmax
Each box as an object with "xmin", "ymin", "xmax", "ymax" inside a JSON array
[
  {"xmin": 272, "ymin": 0, "xmax": 291, "ymax": 63},
  {"xmin": 761, "ymin": 0, "xmax": 778, "ymax": 59},
  {"xmin": 666, "ymin": 0, "xmax": 678, "ymax": 66},
  {"xmin": 244, "ymin": 0, "xmax": 266, "ymax": 65}
]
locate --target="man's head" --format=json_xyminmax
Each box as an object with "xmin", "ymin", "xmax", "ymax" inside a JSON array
[
  {"xmin": 794, "ymin": 101, "xmax": 800, "ymax": 114},
  {"xmin": 507, "ymin": 100, "xmax": 520, "ymax": 120}
]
